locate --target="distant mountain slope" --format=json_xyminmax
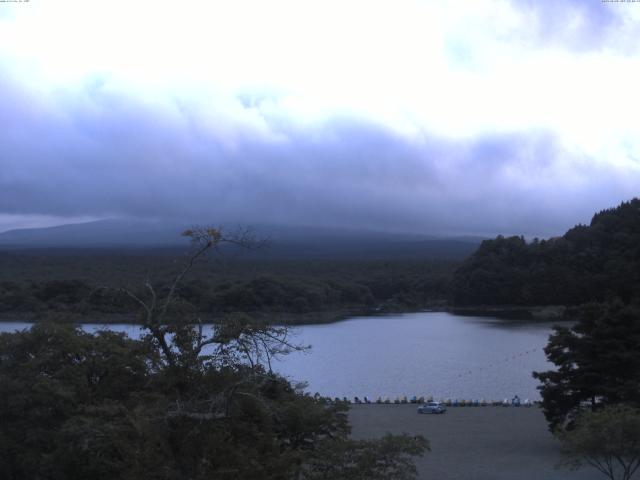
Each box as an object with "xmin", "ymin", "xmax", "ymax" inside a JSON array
[
  {"xmin": 452, "ymin": 198, "xmax": 640, "ymax": 305},
  {"xmin": 0, "ymin": 220, "xmax": 190, "ymax": 248},
  {"xmin": 0, "ymin": 220, "xmax": 482, "ymax": 260}
]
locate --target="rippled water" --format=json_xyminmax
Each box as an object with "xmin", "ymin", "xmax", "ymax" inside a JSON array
[{"xmin": 0, "ymin": 312, "xmax": 562, "ymax": 401}]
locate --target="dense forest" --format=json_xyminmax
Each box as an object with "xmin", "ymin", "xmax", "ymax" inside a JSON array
[
  {"xmin": 452, "ymin": 198, "xmax": 640, "ymax": 307},
  {"xmin": 0, "ymin": 251, "xmax": 455, "ymax": 323}
]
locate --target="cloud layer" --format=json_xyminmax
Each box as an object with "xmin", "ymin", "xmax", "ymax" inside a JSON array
[{"xmin": 1, "ymin": 0, "xmax": 639, "ymax": 236}]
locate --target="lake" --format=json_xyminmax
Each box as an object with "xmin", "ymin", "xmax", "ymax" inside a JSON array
[{"xmin": 0, "ymin": 312, "xmax": 561, "ymax": 401}]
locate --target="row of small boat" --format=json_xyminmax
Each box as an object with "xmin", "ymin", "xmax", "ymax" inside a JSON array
[{"xmin": 312, "ymin": 394, "xmax": 535, "ymax": 407}]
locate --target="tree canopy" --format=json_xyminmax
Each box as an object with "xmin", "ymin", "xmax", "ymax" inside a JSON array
[
  {"xmin": 558, "ymin": 405, "xmax": 640, "ymax": 480},
  {"xmin": 533, "ymin": 302, "xmax": 640, "ymax": 430},
  {"xmin": 452, "ymin": 198, "xmax": 640, "ymax": 306},
  {"xmin": 0, "ymin": 227, "xmax": 428, "ymax": 479}
]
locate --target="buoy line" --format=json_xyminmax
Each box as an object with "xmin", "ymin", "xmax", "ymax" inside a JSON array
[{"xmin": 454, "ymin": 347, "xmax": 539, "ymax": 379}]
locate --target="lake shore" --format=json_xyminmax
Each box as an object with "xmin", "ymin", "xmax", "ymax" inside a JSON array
[
  {"xmin": 0, "ymin": 308, "xmax": 372, "ymax": 325},
  {"xmin": 0, "ymin": 304, "xmax": 571, "ymax": 326},
  {"xmin": 447, "ymin": 304, "xmax": 568, "ymax": 320},
  {"xmin": 349, "ymin": 404, "xmax": 600, "ymax": 480}
]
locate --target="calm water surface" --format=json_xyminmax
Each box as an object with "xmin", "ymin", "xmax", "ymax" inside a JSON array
[
  {"xmin": 276, "ymin": 312, "xmax": 560, "ymax": 400},
  {"xmin": 0, "ymin": 312, "xmax": 561, "ymax": 400}
]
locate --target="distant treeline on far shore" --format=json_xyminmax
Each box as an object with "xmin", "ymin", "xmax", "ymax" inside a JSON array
[
  {"xmin": 0, "ymin": 256, "xmax": 453, "ymax": 323},
  {"xmin": 1, "ymin": 198, "xmax": 638, "ymax": 323}
]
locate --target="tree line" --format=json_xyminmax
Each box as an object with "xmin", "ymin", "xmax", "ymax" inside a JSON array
[
  {"xmin": 0, "ymin": 260, "xmax": 453, "ymax": 322},
  {"xmin": 447, "ymin": 199, "xmax": 640, "ymax": 479},
  {"xmin": 452, "ymin": 198, "xmax": 640, "ymax": 307}
]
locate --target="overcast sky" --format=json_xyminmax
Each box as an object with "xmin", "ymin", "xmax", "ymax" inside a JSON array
[{"xmin": 1, "ymin": 0, "xmax": 639, "ymax": 236}]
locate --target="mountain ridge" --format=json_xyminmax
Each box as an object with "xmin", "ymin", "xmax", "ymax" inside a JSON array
[{"xmin": 0, "ymin": 219, "xmax": 484, "ymax": 260}]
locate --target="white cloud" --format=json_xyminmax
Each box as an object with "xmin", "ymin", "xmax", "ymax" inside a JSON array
[
  {"xmin": 2, "ymin": 1, "xmax": 638, "ymax": 139},
  {"xmin": 0, "ymin": 0, "xmax": 639, "ymax": 234}
]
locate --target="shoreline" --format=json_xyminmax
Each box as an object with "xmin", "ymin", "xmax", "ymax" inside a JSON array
[
  {"xmin": 446, "ymin": 304, "xmax": 568, "ymax": 320},
  {"xmin": 0, "ymin": 309, "xmax": 376, "ymax": 326},
  {"xmin": 0, "ymin": 304, "xmax": 571, "ymax": 326}
]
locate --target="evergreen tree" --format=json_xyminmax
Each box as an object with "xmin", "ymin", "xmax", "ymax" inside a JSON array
[
  {"xmin": 533, "ymin": 302, "xmax": 640, "ymax": 430},
  {"xmin": 452, "ymin": 198, "xmax": 640, "ymax": 307}
]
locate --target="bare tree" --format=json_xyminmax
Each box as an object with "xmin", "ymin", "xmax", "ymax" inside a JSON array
[
  {"xmin": 115, "ymin": 226, "xmax": 304, "ymax": 370},
  {"xmin": 107, "ymin": 226, "xmax": 310, "ymax": 422}
]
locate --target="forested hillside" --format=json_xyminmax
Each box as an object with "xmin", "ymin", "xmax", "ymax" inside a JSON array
[
  {"xmin": 0, "ymin": 222, "xmax": 475, "ymax": 323},
  {"xmin": 452, "ymin": 198, "xmax": 640, "ymax": 306}
]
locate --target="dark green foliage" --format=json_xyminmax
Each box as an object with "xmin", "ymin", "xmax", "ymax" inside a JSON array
[
  {"xmin": 533, "ymin": 302, "xmax": 640, "ymax": 430},
  {"xmin": 301, "ymin": 433, "xmax": 429, "ymax": 480},
  {"xmin": 452, "ymin": 198, "xmax": 640, "ymax": 306},
  {"xmin": 0, "ymin": 228, "xmax": 429, "ymax": 479},
  {"xmin": 0, "ymin": 323, "xmax": 152, "ymax": 480},
  {"xmin": 0, "ymin": 255, "xmax": 455, "ymax": 322},
  {"xmin": 557, "ymin": 405, "xmax": 640, "ymax": 480},
  {"xmin": 34, "ymin": 279, "xmax": 92, "ymax": 304},
  {"xmin": 0, "ymin": 323, "xmax": 428, "ymax": 479}
]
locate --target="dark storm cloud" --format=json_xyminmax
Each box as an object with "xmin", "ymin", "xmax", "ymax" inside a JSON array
[{"xmin": 0, "ymin": 73, "xmax": 635, "ymax": 237}]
